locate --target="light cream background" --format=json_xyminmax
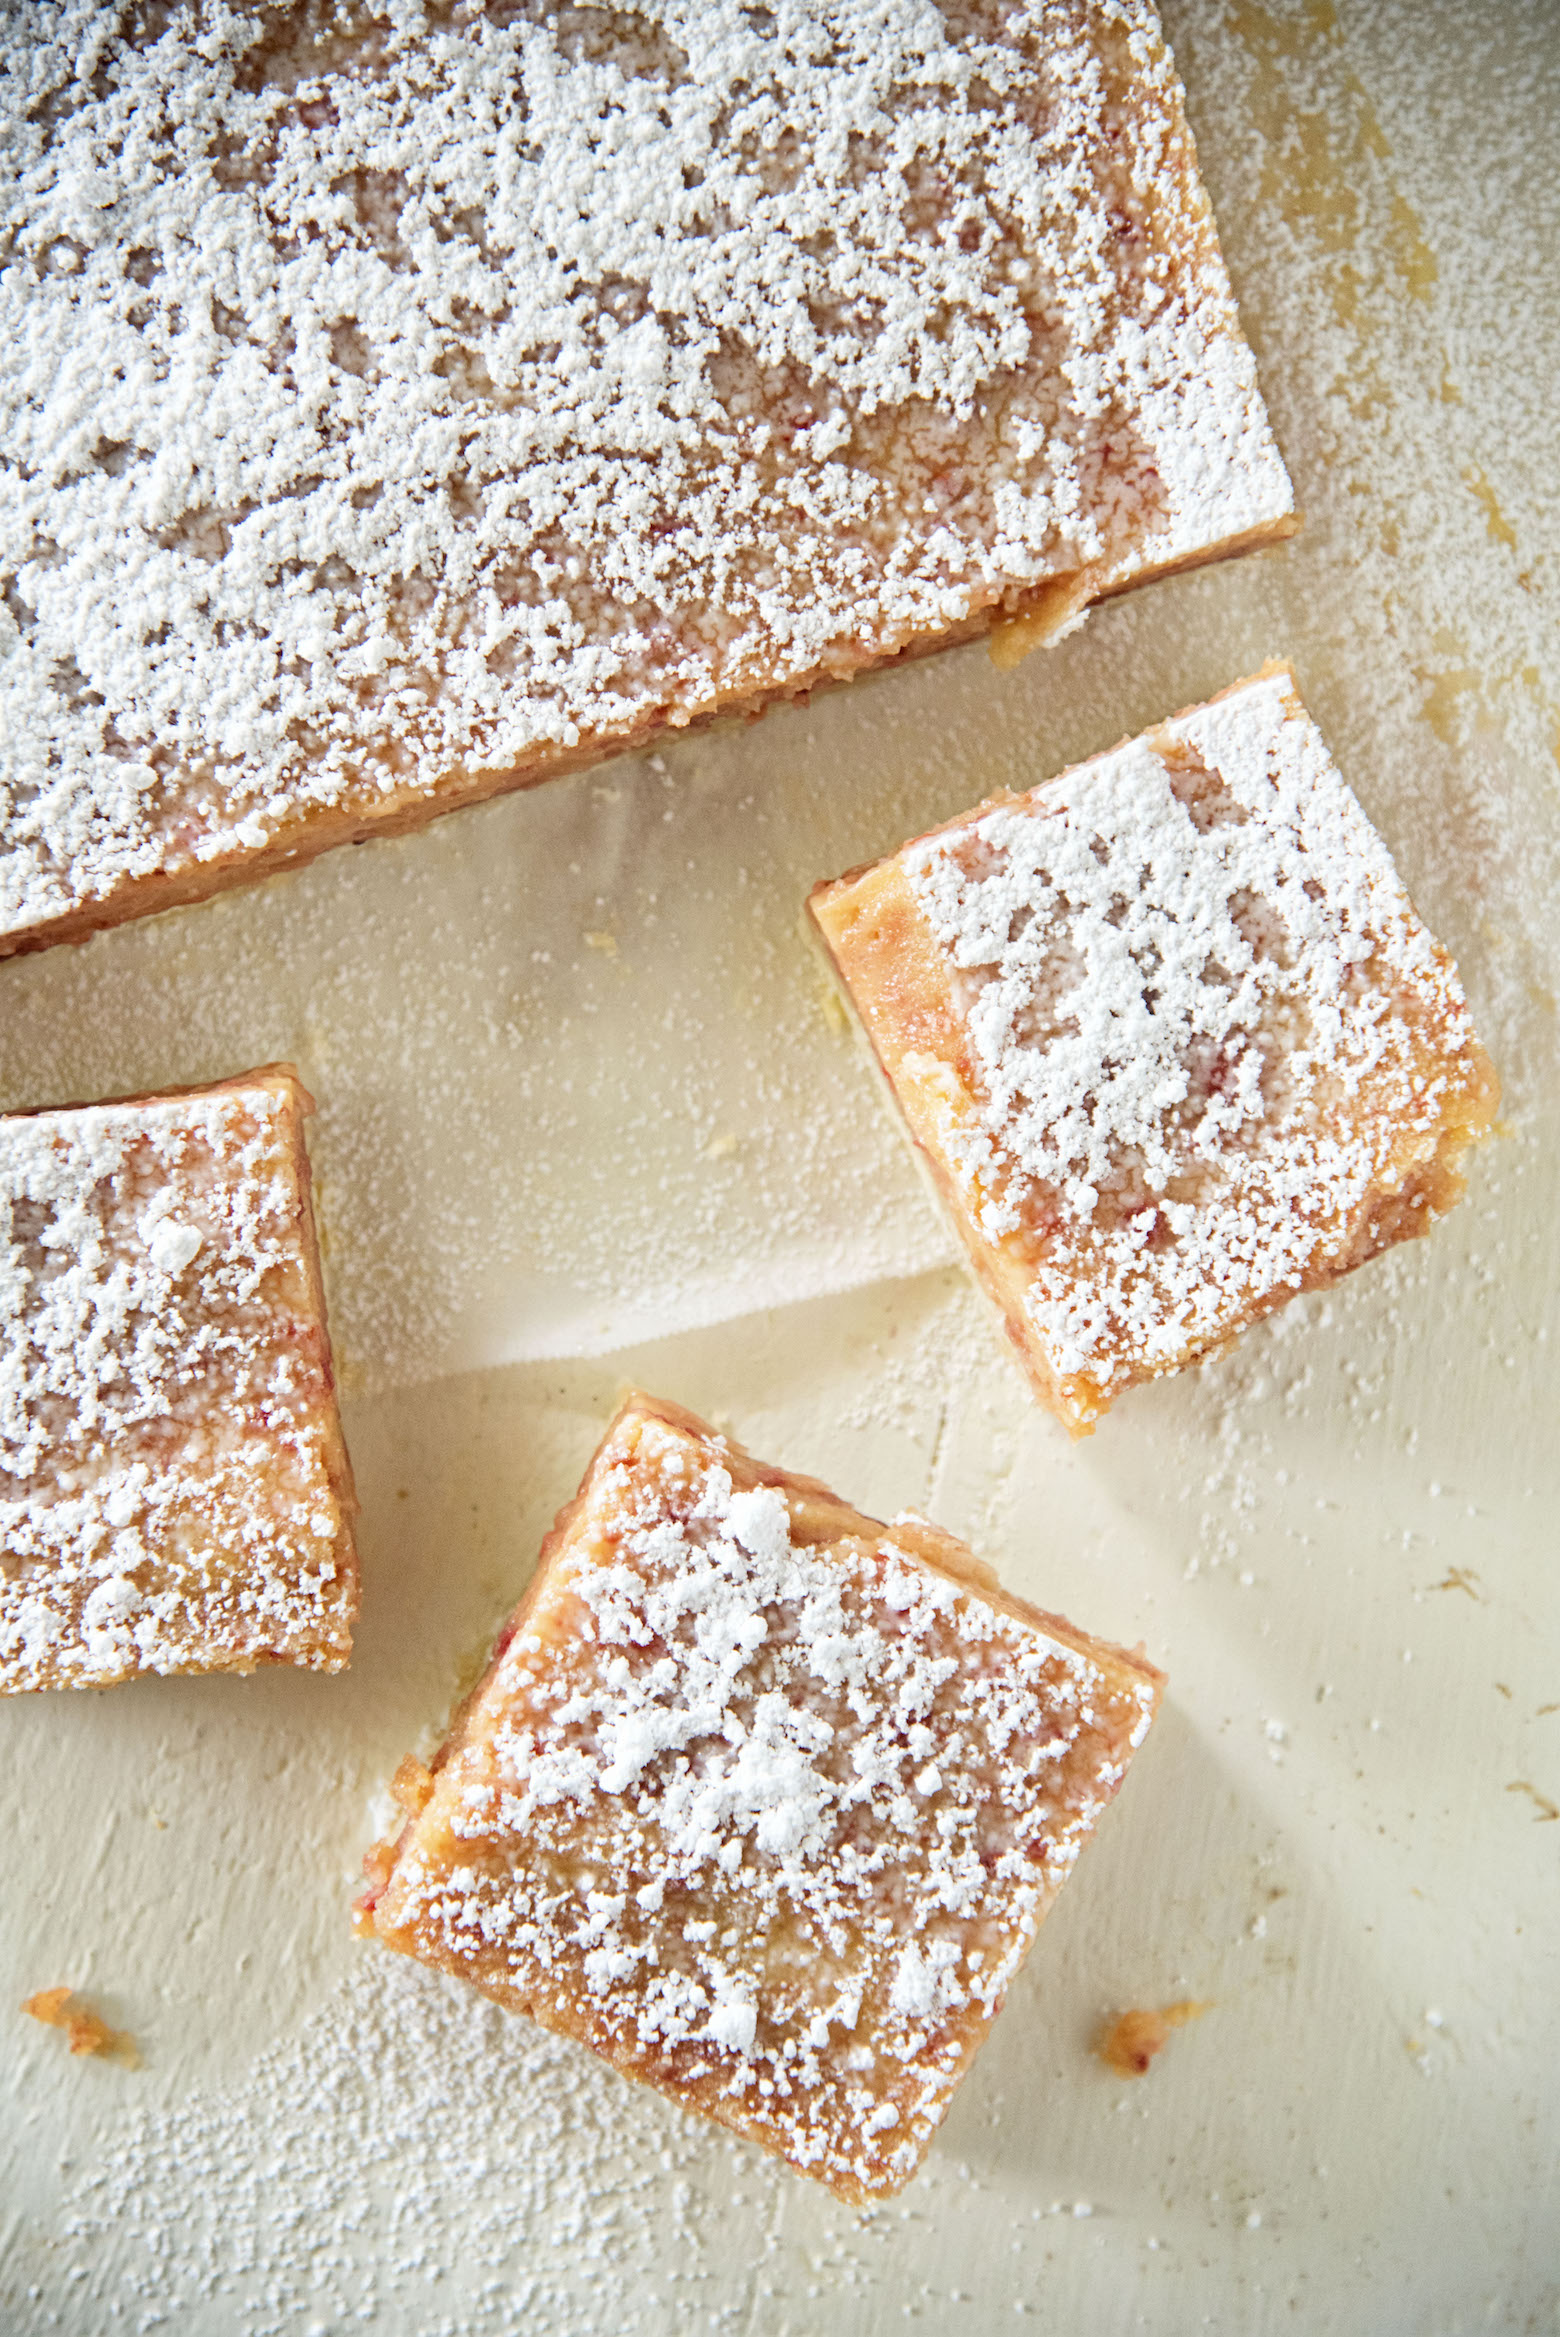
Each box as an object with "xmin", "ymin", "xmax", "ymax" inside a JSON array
[{"xmin": 3, "ymin": 5, "xmax": 1557, "ymax": 2332}]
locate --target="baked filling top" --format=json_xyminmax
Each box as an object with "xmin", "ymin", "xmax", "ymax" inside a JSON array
[{"xmin": 2, "ymin": 0, "xmax": 1290, "ymax": 939}]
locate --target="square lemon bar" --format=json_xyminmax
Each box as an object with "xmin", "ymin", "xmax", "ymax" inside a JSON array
[
  {"xmin": 360, "ymin": 1393, "xmax": 1160, "ymax": 2201},
  {"xmin": 810, "ymin": 667, "xmax": 1499, "ymax": 1433},
  {"xmin": 1, "ymin": 1066, "xmax": 358, "ymax": 1689}
]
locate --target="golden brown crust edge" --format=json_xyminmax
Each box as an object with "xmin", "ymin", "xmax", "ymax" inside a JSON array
[
  {"xmin": 807, "ymin": 861, "xmax": 1105, "ymax": 1436},
  {"xmin": 5, "ymin": 1058, "xmax": 311, "ymax": 1122},
  {"xmin": 266, "ymin": 1070, "xmax": 362, "ymax": 1654}
]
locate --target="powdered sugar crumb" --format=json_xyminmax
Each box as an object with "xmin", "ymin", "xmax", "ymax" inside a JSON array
[{"xmin": 62, "ymin": 1954, "xmax": 762, "ymax": 2336}]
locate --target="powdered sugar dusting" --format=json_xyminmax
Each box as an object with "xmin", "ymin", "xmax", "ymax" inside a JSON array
[
  {"xmin": 0, "ymin": 0, "xmax": 1289, "ymax": 947},
  {"xmin": 59, "ymin": 1953, "xmax": 766, "ymax": 2337},
  {"xmin": 374, "ymin": 1400, "xmax": 1157, "ymax": 2198},
  {"xmin": 902, "ymin": 670, "xmax": 1494, "ymax": 1405},
  {"xmin": 0, "ymin": 1074, "xmax": 357, "ymax": 1688}
]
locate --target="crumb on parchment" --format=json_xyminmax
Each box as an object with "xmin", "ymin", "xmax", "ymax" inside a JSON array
[
  {"xmin": 1097, "ymin": 2000, "xmax": 1211, "ymax": 2077},
  {"xmin": 24, "ymin": 1987, "xmax": 139, "ymax": 2066}
]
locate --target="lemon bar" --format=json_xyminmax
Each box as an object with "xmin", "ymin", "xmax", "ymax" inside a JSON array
[
  {"xmin": 360, "ymin": 1391, "xmax": 1160, "ymax": 2202},
  {"xmin": 0, "ymin": 1065, "xmax": 358, "ymax": 1690},
  {"xmin": 810, "ymin": 666, "xmax": 1500, "ymax": 1434}
]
